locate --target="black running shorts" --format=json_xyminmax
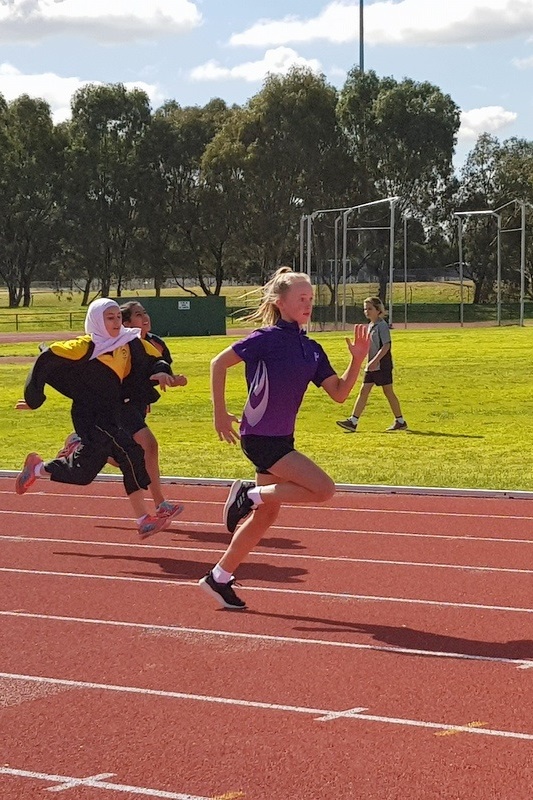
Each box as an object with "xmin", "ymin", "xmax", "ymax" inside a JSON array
[
  {"xmin": 240, "ymin": 434, "xmax": 295, "ymax": 475},
  {"xmin": 363, "ymin": 368, "xmax": 393, "ymax": 386}
]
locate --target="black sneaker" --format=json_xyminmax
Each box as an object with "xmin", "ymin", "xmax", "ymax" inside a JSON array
[
  {"xmin": 336, "ymin": 418, "xmax": 358, "ymax": 433},
  {"xmin": 223, "ymin": 479, "xmax": 255, "ymax": 533},
  {"xmin": 199, "ymin": 571, "xmax": 247, "ymax": 610},
  {"xmin": 385, "ymin": 420, "xmax": 408, "ymax": 431}
]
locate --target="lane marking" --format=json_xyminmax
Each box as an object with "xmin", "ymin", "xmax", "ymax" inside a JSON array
[
  {"xmin": 0, "ymin": 767, "xmax": 209, "ymax": 798},
  {"xmin": 4, "ymin": 488, "xmax": 533, "ymax": 522},
  {"xmin": 316, "ymin": 707, "xmax": 368, "ymax": 721},
  {"xmin": 1, "ymin": 672, "xmax": 532, "ymax": 741},
  {"xmin": 1, "ymin": 534, "xmax": 531, "ymax": 575},
  {"xmin": 1, "ymin": 610, "xmax": 532, "ymax": 670},
  {"xmin": 1, "ymin": 566, "xmax": 532, "ymax": 614},
  {"xmin": 212, "ymin": 794, "xmax": 245, "ymax": 800},
  {"xmin": 1, "ymin": 510, "xmax": 532, "ymax": 545},
  {"xmin": 45, "ymin": 771, "xmax": 115, "ymax": 792},
  {"xmin": 435, "ymin": 721, "xmax": 487, "ymax": 737}
]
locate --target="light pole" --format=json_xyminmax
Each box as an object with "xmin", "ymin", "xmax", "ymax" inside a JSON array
[{"xmin": 359, "ymin": 0, "xmax": 364, "ymax": 72}]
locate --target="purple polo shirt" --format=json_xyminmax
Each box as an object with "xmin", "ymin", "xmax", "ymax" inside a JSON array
[{"xmin": 232, "ymin": 319, "xmax": 336, "ymax": 436}]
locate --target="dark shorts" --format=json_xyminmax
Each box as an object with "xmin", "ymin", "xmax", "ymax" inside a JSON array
[
  {"xmin": 241, "ymin": 434, "xmax": 295, "ymax": 475},
  {"xmin": 121, "ymin": 402, "xmax": 148, "ymax": 436},
  {"xmin": 364, "ymin": 368, "xmax": 393, "ymax": 387}
]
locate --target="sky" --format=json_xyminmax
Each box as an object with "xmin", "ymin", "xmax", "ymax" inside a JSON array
[{"xmin": 1, "ymin": 0, "xmax": 533, "ymax": 169}]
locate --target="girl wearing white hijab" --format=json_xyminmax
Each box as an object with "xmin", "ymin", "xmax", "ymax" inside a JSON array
[
  {"xmin": 15, "ymin": 298, "xmax": 184, "ymax": 538},
  {"xmin": 85, "ymin": 297, "xmax": 141, "ymax": 358}
]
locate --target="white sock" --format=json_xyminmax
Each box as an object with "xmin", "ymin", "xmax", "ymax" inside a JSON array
[
  {"xmin": 396, "ymin": 416, "xmax": 405, "ymax": 424},
  {"xmin": 349, "ymin": 416, "xmax": 359, "ymax": 424},
  {"xmin": 34, "ymin": 462, "xmax": 44, "ymax": 478},
  {"xmin": 212, "ymin": 564, "xmax": 232, "ymax": 584},
  {"xmin": 247, "ymin": 486, "xmax": 263, "ymax": 506}
]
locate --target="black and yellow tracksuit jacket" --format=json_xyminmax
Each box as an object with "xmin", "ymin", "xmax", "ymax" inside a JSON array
[{"xmin": 24, "ymin": 335, "xmax": 172, "ymax": 495}]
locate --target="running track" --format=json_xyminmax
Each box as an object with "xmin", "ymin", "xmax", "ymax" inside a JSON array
[{"xmin": 0, "ymin": 476, "xmax": 532, "ymax": 800}]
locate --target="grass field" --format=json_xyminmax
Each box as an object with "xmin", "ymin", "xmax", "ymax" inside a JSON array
[
  {"xmin": 0, "ymin": 282, "xmax": 478, "ymax": 333},
  {"xmin": 2, "ymin": 325, "xmax": 532, "ymax": 492}
]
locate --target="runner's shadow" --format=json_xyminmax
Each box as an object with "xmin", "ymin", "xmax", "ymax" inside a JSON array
[
  {"xmin": 254, "ymin": 611, "xmax": 533, "ymax": 661},
  {"xmin": 95, "ymin": 525, "xmax": 305, "ymax": 551},
  {"xmin": 176, "ymin": 529, "xmax": 306, "ymax": 551},
  {"xmin": 54, "ymin": 550, "xmax": 308, "ymax": 584},
  {"xmin": 405, "ymin": 429, "xmax": 484, "ymax": 439}
]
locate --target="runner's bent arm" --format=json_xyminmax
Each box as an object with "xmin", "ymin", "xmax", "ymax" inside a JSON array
[
  {"xmin": 211, "ymin": 346, "xmax": 243, "ymax": 444},
  {"xmin": 321, "ymin": 324, "xmax": 370, "ymax": 403}
]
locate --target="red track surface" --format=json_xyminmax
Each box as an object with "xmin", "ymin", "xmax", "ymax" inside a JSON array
[{"xmin": 1, "ymin": 477, "xmax": 532, "ymax": 799}]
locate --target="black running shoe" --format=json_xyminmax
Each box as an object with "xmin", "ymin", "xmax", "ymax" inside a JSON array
[
  {"xmin": 223, "ymin": 479, "xmax": 255, "ymax": 533},
  {"xmin": 385, "ymin": 420, "xmax": 408, "ymax": 431},
  {"xmin": 336, "ymin": 418, "xmax": 358, "ymax": 433},
  {"xmin": 199, "ymin": 571, "xmax": 247, "ymax": 610}
]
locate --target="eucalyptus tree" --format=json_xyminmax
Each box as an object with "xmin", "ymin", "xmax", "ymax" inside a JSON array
[
  {"xmin": 0, "ymin": 95, "xmax": 64, "ymax": 306},
  {"xmin": 338, "ymin": 69, "xmax": 459, "ymax": 211},
  {"xmin": 136, "ymin": 98, "xmax": 234, "ymax": 296},
  {"xmin": 63, "ymin": 83, "xmax": 151, "ymax": 302},
  {"xmin": 204, "ymin": 67, "xmax": 354, "ymax": 283},
  {"xmin": 455, "ymin": 134, "xmax": 504, "ymax": 303},
  {"xmin": 337, "ymin": 70, "xmax": 460, "ymax": 300},
  {"xmin": 493, "ymin": 137, "xmax": 533, "ymax": 299}
]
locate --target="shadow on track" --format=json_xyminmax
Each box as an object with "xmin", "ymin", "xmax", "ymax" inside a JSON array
[
  {"xmin": 96, "ymin": 525, "xmax": 305, "ymax": 551},
  {"xmin": 53, "ymin": 549, "xmax": 308, "ymax": 584},
  {"xmin": 253, "ymin": 610, "xmax": 533, "ymax": 661}
]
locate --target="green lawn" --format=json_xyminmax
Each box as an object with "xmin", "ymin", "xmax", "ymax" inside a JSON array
[
  {"xmin": 1, "ymin": 326, "xmax": 532, "ymax": 492},
  {"xmin": 0, "ymin": 281, "xmax": 477, "ymax": 332}
]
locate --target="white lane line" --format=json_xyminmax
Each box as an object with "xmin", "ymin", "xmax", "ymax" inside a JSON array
[
  {"xmin": 45, "ymin": 771, "xmax": 115, "ymax": 793},
  {"xmin": 3, "ymin": 489, "xmax": 533, "ymax": 521},
  {"xmin": 1, "ymin": 672, "xmax": 532, "ymax": 741},
  {"xmin": 2, "ymin": 566, "xmax": 532, "ymax": 614},
  {"xmin": 1, "ymin": 534, "xmax": 531, "ymax": 575},
  {"xmin": 1, "ymin": 512, "xmax": 532, "ymax": 545},
  {"xmin": 2, "ymin": 610, "xmax": 532, "ymax": 669},
  {"xmin": 0, "ymin": 767, "xmax": 209, "ymax": 798}
]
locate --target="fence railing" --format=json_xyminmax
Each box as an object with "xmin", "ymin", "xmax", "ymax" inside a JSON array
[
  {"xmin": 226, "ymin": 303, "xmax": 533, "ymax": 326},
  {"xmin": 0, "ymin": 312, "xmax": 86, "ymax": 332},
  {"xmin": 1, "ymin": 304, "xmax": 532, "ymax": 334}
]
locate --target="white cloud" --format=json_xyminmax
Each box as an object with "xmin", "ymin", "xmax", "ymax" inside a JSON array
[
  {"xmin": 230, "ymin": 1, "xmax": 533, "ymax": 48},
  {"xmin": 512, "ymin": 55, "xmax": 533, "ymax": 69},
  {"xmin": 0, "ymin": 63, "xmax": 164, "ymax": 123},
  {"xmin": 458, "ymin": 105, "xmax": 518, "ymax": 141},
  {"xmin": 0, "ymin": 0, "xmax": 202, "ymax": 43},
  {"xmin": 190, "ymin": 47, "xmax": 322, "ymax": 83},
  {"xmin": 329, "ymin": 65, "xmax": 348, "ymax": 80}
]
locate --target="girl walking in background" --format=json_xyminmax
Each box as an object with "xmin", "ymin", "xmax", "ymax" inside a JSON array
[
  {"xmin": 199, "ymin": 266, "xmax": 369, "ymax": 610},
  {"xmin": 336, "ymin": 296, "xmax": 407, "ymax": 433},
  {"xmin": 15, "ymin": 298, "xmax": 184, "ymax": 538}
]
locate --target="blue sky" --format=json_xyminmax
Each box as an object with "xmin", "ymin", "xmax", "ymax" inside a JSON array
[{"xmin": 1, "ymin": 0, "xmax": 533, "ymax": 168}]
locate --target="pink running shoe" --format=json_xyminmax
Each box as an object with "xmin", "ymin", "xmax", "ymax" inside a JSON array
[
  {"xmin": 15, "ymin": 452, "xmax": 43, "ymax": 495},
  {"xmin": 156, "ymin": 501, "xmax": 184, "ymax": 529},
  {"xmin": 56, "ymin": 432, "xmax": 82, "ymax": 459},
  {"xmin": 138, "ymin": 514, "xmax": 168, "ymax": 540}
]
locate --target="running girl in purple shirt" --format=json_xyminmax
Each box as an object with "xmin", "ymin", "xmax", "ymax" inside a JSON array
[{"xmin": 199, "ymin": 266, "xmax": 370, "ymax": 609}]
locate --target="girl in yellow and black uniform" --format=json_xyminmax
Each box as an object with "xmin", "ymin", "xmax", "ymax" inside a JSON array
[{"xmin": 15, "ymin": 298, "xmax": 184, "ymax": 538}]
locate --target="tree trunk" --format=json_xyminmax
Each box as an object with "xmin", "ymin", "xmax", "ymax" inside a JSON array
[
  {"xmin": 8, "ymin": 284, "xmax": 22, "ymax": 307},
  {"xmin": 473, "ymin": 280, "xmax": 483, "ymax": 304},
  {"xmin": 378, "ymin": 277, "xmax": 388, "ymax": 304},
  {"xmin": 81, "ymin": 277, "xmax": 93, "ymax": 306},
  {"xmin": 22, "ymin": 279, "xmax": 32, "ymax": 307}
]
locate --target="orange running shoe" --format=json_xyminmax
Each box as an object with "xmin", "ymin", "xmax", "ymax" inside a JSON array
[{"xmin": 15, "ymin": 452, "xmax": 43, "ymax": 495}]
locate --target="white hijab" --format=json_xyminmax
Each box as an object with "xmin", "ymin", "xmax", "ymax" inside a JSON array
[{"xmin": 85, "ymin": 298, "xmax": 142, "ymax": 360}]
